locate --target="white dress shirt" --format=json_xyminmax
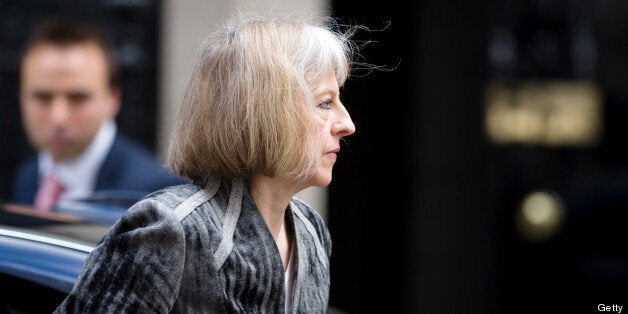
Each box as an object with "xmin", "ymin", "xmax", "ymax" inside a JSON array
[
  {"xmin": 284, "ymin": 248, "xmax": 295, "ymax": 312},
  {"xmin": 38, "ymin": 120, "xmax": 117, "ymax": 200}
]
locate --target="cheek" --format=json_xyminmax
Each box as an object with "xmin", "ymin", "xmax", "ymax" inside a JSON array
[
  {"xmin": 80, "ymin": 102, "xmax": 113, "ymax": 124},
  {"xmin": 24, "ymin": 109, "xmax": 52, "ymax": 135},
  {"xmin": 313, "ymin": 116, "xmax": 331, "ymax": 136},
  {"xmin": 23, "ymin": 104, "xmax": 44, "ymax": 121},
  {"xmin": 305, "ymin": 117, "xmax": 330, "ymax": 147}
]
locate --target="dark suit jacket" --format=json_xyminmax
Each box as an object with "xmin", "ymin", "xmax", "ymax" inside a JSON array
[{"xmin": 12, "ymin": 133, "xmax": 187, "ymax": 205}]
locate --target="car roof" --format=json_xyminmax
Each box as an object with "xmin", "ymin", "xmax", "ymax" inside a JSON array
[
  {"xmin": 0, "ymin": 203, "xmax": 114, "ymax": 293},
  {"xmin": 0, "ymin": 203, "xmax": 113, "ymax": 245}
]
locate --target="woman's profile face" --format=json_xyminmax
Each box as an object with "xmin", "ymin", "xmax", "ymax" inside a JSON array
[{"xmin": 306, "ymin": 71, "xmax": 356, "ymax": 187}]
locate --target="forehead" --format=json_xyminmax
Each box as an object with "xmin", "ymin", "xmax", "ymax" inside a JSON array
[
  {"xmin": 311, "ymin": 71, "xmax": 339, "ymax": 95},
  {"xmin": 21, "ymin": 43, "xmax": 109, "ymax": 84}
]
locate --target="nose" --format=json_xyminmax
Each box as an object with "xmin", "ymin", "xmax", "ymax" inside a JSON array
[
  {"xmin": 50, "ymin": 97, "xmax": 71, "ymax": 127},
  {"xmin": 332, "ymin": 104, "xmax": 356, "ymax": 137}
]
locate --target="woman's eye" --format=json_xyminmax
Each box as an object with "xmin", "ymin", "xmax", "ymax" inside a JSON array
[{"xmin": 317, "ymin": 99, "xmax": 332, "ymax": 109}]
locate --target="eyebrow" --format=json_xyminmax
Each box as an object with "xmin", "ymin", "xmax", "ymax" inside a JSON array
[
  {"xmin": 67, "ymin": 90, "xmax": 91, "ymax": 97},
  {"xmin": 30, "ymin": 89, "xmax": 93, "ymax": 100},
  {"xmin": 32, "ymin": 89, "xmax": 53, "ymax": 97},
  {"xmin": 313, "ymin": 87, "xmax": 338, "ymax": 97}
]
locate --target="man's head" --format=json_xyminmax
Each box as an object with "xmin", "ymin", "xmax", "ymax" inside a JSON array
[{"xmin": 20, "ymin": 19, "xmax": 121, "ymax": 162}]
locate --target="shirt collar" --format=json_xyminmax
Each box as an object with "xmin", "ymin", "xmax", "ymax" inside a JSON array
[{"xmin": 38, "ymin": 119, "xmax": 117, "ymax": 200}]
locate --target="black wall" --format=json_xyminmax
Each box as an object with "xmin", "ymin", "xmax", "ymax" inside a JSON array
[
  {"xmin": 328, "ymin": 1, "xmax": 419, "ymax": 313},
  {"xmin": 329, "ymin": 0, "xmax": 628, "ymax": 313}
]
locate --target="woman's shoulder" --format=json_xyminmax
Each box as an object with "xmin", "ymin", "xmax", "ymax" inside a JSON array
[
  {"xmin": 142, "ymin": 182, "xmax": 204, "ymax": 207},
  {"xmin": 116, "ymin": 182, "xmax": 218, "ymax": 229},
  {"xmin": 100, "ymin": 182, "xmax": 226, "ymax": 249}
]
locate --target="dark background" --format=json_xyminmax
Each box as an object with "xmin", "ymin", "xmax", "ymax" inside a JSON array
[
  {"xmin": 0, "ymin": 0, "xmax": 160, "ymax": 202},
  {"xmin": 2, "ymin": 0, "xmax": 628, "ymax": 313},
  {"xmin": 330, "ymin": 0, "xmax": 628, "ymax": 313}
]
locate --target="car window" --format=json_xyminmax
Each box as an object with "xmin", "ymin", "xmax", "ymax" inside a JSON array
[{"xmin": 0, "ymin": 272, "xmax": 67, "ymax": 313}]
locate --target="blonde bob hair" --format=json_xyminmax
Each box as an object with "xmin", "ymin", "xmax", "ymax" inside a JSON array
[{"xmin": 167, "ymin": 15, "xmax": 354, "ymax": 182}]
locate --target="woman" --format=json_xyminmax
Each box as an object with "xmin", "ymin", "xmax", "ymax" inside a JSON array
[{"xmin": 56, "ymin": 14, "xmax": 356, "ymax": 313}]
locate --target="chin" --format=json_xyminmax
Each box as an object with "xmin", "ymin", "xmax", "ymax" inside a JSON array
[
  {"xmin": 309, "ymin": 172, "xmax": 333, "ymax": 187},
  {"xmin": 48, "ymin": 147, "xmax": 80, "ymax": 162}
]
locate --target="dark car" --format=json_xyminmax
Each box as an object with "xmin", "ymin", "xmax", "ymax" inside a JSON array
[{"xmin": 0, "ymin": 199, "xmax": 127, "ymax": 313}]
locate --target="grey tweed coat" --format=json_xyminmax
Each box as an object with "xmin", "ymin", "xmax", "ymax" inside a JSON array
[{"xmin": 54, "ymin": 178, "xmax": 331, "ymax": 313}]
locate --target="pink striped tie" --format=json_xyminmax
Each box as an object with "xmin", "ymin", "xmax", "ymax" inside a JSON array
[{"xmin": 34, "ymin": 175, "xmax": 65, "ymax": 211}]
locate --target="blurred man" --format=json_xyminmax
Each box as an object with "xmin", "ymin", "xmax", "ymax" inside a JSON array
[{"xmin": 13, "ymin": 19, "xmax": 185, "ymax": 210}]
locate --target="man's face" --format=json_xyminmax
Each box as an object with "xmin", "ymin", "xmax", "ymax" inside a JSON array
[{"xmin": 20, "ymin": 42, "xmax": 119, "ymax": 162}]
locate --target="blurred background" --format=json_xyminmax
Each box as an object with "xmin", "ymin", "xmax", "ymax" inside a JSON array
[{"xmin": 1, "ymin": 0, "xmax": 628, "ymax": 313}]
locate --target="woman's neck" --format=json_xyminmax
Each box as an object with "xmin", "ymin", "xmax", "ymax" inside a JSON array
[
  {"xmin": 250, "ymin": 175, "xmax": 300, "ymax": 237},
  {"xmin": 251, "ymin": 174, "xmax": 303, "ymax": 271}
]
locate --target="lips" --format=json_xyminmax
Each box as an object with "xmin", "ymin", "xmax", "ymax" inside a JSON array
[
  {"xmin": 325, "ymin": 148, "xmax": 340, "ymax": 161},
  {"xmin": 50, "ymin": 136, "xmax": 70, "ymax": 146},
  {"xmin": 48, "ymin": 134, "xmax": 75, "ymax": 151}
]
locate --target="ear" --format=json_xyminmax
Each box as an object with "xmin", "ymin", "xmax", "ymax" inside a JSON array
[{"xmin": 109, "ymin": 87, "xmax": 121, "ymax": 116}]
